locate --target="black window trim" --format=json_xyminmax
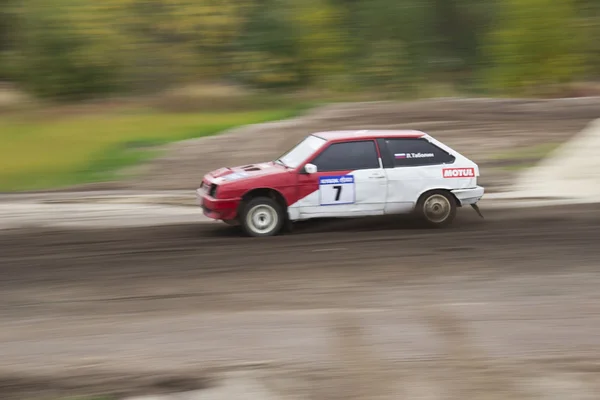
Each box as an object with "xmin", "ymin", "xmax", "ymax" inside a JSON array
[
  {"xmin": 308, "ymin": 139, "xmax": 381, "ymax": 172},
  {"xmin": 380, "ymin": 137, "xmax": 456, "ymax": 168}
]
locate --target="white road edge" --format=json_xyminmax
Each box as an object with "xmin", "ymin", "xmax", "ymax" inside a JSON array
[{"xmin": 0, "ymin": 192, "xmax": 598, "ymax": 231}]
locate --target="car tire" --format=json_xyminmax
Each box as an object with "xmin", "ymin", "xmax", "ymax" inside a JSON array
[
  {"xmin": 416, "ymin": 190, "xmax": 457, "ymax": 228},
  {"xmin": 240, "ymin": 197, "xmax": 285, "ymax": 237}
]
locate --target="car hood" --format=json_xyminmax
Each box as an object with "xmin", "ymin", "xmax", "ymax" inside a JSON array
[{"xmin": 206, "ymin": 161, "xmax": 288, "ymax": 183}]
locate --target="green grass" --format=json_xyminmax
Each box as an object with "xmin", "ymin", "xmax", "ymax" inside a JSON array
[
  {"xmin": 0, "ymin": 106, "xmax": 307, "ymax": 192},
  {"xmin": 497, "ymin": 163, "xmax": 537, "ymax": 172},
  {"xmin": 489, "ymin": 142, "xmax": 563, "ymax": 172},
  {"xmin": 490, "ymin": 142, "xmax": 563, "ymax": 162}
]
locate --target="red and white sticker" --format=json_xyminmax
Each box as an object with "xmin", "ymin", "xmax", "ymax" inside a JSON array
[{"xmin": 443, "ymin": 168, "xmax": 475, "ymax": 178}]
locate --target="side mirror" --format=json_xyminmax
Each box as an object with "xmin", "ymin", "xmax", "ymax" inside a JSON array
[{"xmin": 304, "ymin": 163, "xmax": 318, "ymax": 174}]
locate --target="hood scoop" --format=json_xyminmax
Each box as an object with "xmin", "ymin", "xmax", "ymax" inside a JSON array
[{"xmin": 241, "ymin": 164, "xmax": 261, "ymax": 171}]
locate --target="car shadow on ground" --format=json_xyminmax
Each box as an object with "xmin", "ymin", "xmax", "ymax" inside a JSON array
[{"xmin": 204, "ymin": 208, "xmax": 487, "ymax": 238}]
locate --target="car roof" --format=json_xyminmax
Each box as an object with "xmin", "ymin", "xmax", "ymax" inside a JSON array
[{"xmin": 312, "ymin": 129, "xmax": 426, "ymax": 141}]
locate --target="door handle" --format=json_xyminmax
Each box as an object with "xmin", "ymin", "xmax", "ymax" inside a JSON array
[{"xmin": 369, "ymin": 175, "xmax": 385, "ymax": 179}]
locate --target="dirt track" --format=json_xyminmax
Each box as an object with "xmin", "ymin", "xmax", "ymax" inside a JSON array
[
  {"xmin": 113, "ymin": 98, "xmax": 600, "ymax": 194},
  {"xmin": 1, "ymin": 204, "xmax": 600, "ymax": 399}
]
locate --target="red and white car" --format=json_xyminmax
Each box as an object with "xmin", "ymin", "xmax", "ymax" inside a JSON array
[{"xmin": 197, "ymin": 130, "xmax": 484, "ymax": 236}]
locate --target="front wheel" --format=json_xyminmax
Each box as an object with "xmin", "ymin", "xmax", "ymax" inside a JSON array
[
  {"xmin": 240, "ymin": 197, "xmax": 285, "ymax": 237},
  {"xmin": 416, "ymin": 190, "xmax": 457, "ymax": 228}
]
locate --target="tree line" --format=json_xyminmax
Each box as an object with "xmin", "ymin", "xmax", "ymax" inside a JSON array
[{"xmin": 0, "ymin": 0, "xmax": 598, "ymax": 100}]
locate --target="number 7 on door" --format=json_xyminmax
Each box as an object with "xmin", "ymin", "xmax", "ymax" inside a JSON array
[{"xmin": 319, "ymin": 175, "xmax": 355, "ymax": 206}]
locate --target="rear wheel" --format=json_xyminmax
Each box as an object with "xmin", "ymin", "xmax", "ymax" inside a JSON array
[
  {"xmin": 416, "ymin": 190, "xmax": 457, "ymax": 228},
  {"xmin": 240, "ymin": 197, "xmax": 284, "ymax": 237}
]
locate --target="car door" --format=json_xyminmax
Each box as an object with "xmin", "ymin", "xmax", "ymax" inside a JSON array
[
  {"xmin": 295, "ymin": 139, "xmax": 388, "ymax": 217},
  {"xmin": 377, "ymin": 137, "xmax": 457, "ymax": 214}
]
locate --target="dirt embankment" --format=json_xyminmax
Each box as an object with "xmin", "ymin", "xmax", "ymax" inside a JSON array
[{"xmin": 108, "ymin": 98, "xmax": 600, "ymax": 193}]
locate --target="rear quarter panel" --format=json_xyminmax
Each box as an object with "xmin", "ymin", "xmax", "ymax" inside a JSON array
[{"xmin": 381, "ymin": 135, "xmax": 479, "ymax": 214}]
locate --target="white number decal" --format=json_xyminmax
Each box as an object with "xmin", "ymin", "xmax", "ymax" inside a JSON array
[{"xmin": 319, "ymin": 175, "xmax": 355, "ymax": 205}]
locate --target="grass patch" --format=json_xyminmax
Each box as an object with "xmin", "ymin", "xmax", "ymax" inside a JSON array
[
  {"xmin": 0, "ymin": 106, "xmax": 309, "ymax": 192},
  {"xmin": 487, "ymin": 142, "xmax": 564, "ymax": 172},
  {"xmin": 490, "ymin": 142, "xmax": 563, "ymax": 162},
  {"xmin": 496, "ymin": 163, "xmax": 538, "ymax": 172}
]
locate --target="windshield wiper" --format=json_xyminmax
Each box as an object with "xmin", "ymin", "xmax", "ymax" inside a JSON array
[{"xmin": 275, "ymin": 158, "xmax": 288, "ymax": 168}]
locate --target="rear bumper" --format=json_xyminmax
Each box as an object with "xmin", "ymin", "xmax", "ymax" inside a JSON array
[
  {"xmin": 196, "ymin": 189, "xmax": 240, "ymax": 221},
  {"xmin": 451, "ymin": 186, "xmax": 484, "ymax": 206}
]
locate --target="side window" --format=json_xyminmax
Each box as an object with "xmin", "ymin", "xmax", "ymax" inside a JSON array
[
  {"xmin": 385, "ymin": 138, "xmax": 455, "ymax": 167},
  {"xmin": 311, "ymin": 140, "xmax": 380, "ymax": 172}
]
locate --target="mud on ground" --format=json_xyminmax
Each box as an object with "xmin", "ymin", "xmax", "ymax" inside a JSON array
[
  {"xmin": 1, "ymin": 204, "xmax": 600, "ymax": 399},
  {"xmin": 106, "ymin": 97, "xmax": 600, "ymax": 193}
]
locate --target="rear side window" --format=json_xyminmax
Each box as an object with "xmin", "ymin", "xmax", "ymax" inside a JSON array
[
  {"xmin": 311, "ymin": 140, "xmax": 379, "ymax": 171},
  {"xmin": 384, "ymin": 138, "xmax": 455, "ymax": 167}
]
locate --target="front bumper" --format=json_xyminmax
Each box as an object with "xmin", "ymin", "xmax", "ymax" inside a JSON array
[
  {"xmin": 451, "ymin": 186, "xmax": 485, "ymax": 206},
  {"xmin": 196, "ymin": 189, "xmax": 240, "ymax": 221}
]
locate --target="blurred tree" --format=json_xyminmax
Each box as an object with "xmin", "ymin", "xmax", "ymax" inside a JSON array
[
  {"xmin": 484, "ymin": 0, "xmax": 587, "ymax": 95},
  {"xmin": 232, "ymin": 0, "xmax": 350, "ymax": 90},
  {"xmin": 349, "ymin": 0, "xmax": 434, "ymax": 93},
  {"xmin": 0, "ymin": 0, "xmax": 17, "ymax": 80},
  {"xmin": 231, "ymin": 0, "xmax": 303, "ymax": 88},
  {"xmin": 575, "ymin": 0, "xmax": 600, "ymax": 79},
  {"xmin": 1, "ymin": 0, "xmax": 596, "ymax": 100},
  {"xmin": 0, "ymin": 1, "xmax": 11, "ymax": 52},
  {"xmin": 288, "ymin": 0, "xmax": 350, "ymax": 88},
  {"xmin": 116, "ymin": 0, "xmax": 247, "ymax": 90},
  {"xmin": 11, "ymin": 0, "xmax": 126, "ymax": 100},
  {"xmin": 429, "ymin": 0, "xmax": 499, "ymax": 83}
]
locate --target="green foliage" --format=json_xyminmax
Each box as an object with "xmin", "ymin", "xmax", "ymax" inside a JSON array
[
  {"xmin": 117, "ymin": 0, "xmax": 246, "ymax": 86},
  {"xmin": 576, "ymin": 0, "xmax": 600, "ymax": 79},
  {"xmin": 10, "ymin": 0, "xmax": 127, "ymax": 100},
  {"xmin": 289, "ymin": 0, "xmax": 350, "ymax": 87},
  {"xmin": 349, "ymin": 0, "xmax": 435, "ymax": 93},
  {"xmin": 231, "ymin": 0, "xmax": 303, "ymax": 88},
  {"xmin": 0, "ymin": 0, "xmax": 596, "ymax": 100},
  {"xmin": 231, "ymin": 0, "xmax": 350, "ymax": 89},
  {"xmin": 484, "ymin": 0, "xmax": 587, "ymax": 96}
]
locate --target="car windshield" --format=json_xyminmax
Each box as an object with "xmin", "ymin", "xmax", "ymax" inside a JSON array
[{"xmin": 276, "ymin": 135, "xmax": 326, "ymax": 169}]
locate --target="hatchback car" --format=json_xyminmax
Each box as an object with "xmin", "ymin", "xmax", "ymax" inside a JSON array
[{"xmin": 197, "ymin": 130, "xmax": 484, "ymax": 236}]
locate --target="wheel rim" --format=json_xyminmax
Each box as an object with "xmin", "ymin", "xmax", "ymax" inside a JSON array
[
  {"xmin": 246, "ymin": 204, "xmax": 279, "ymax": 234},
  {"xmin": 423, "ymin": 194, "xmax": 451, "ymax": 223}
]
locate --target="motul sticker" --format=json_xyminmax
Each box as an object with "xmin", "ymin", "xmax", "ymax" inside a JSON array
[{"xmin": 443, "ymin": 168, "xmax": 475, "ymax": 178}]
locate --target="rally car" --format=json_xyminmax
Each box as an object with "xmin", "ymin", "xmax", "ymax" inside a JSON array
[{"xmin": 197, "ymin": 130, "xmax": 484, "ymax": 237}]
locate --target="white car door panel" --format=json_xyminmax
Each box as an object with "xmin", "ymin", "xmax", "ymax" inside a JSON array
[
  {"xmin": 295, "ymin": 140, "xmax": 388, "ymax": 218},
  {"xmin": 298, "ymin": 167, "xmax": 388, "ymax": 217}
]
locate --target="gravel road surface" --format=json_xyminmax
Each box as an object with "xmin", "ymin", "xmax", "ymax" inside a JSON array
[{"xmin": 1, "ymin": 204, "xmax": 600, "ymax": 399}]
